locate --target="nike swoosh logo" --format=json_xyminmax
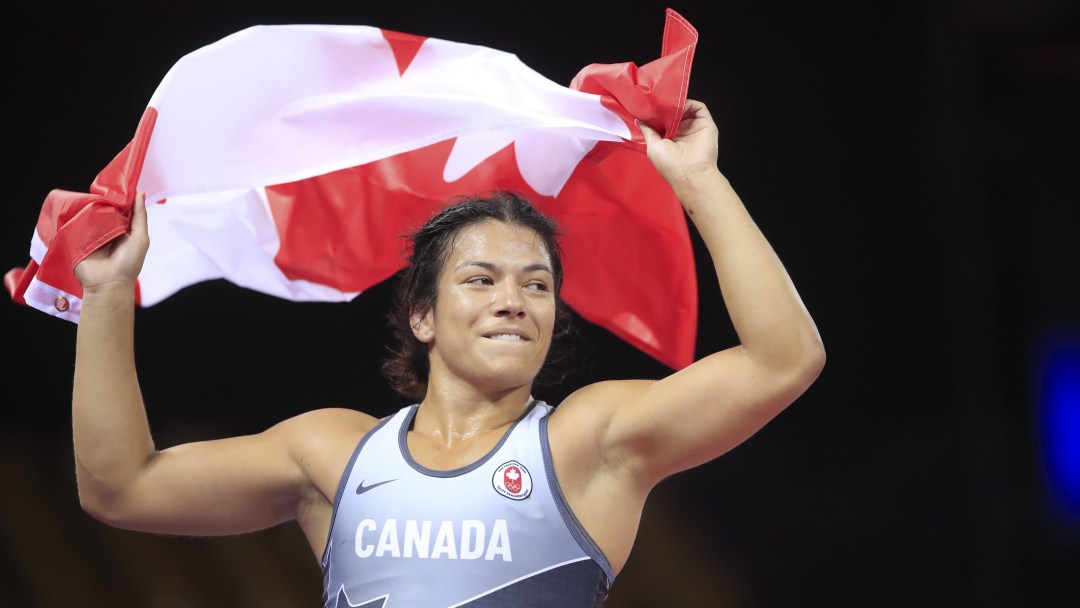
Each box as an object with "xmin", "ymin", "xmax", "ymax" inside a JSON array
[{"xmin": 356, "ymin": 479, "xmax": 398, "ymax": 495}]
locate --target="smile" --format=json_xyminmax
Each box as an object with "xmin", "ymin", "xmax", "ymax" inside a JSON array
[{"xmin": 485, "ymin": 333, "xmax": 528, "ymax": 341}]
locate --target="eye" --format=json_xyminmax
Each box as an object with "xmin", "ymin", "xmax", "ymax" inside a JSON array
[
  {"xmin": 525, "ymin": 281, "xmax": 549, "ymax": 292},
  {"xmin": 466, "ymin": 276, "xmax": 493, "ymax": 286}
]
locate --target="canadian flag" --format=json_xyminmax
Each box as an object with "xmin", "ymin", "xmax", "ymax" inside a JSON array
[{"xmin": 5, "ymin": 9, "xmax": 699, "ymax": 370}]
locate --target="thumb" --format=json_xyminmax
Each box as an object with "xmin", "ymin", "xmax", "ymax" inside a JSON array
[
  {"xmin": 636, "ymin": 120, "xmax": 661, "ymax": 145},
  {"xmin": 129, "ymin": 192, "xmax": 148, "ymax": 237}
]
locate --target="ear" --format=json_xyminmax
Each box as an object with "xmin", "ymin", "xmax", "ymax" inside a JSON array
[{"xmin": 410, "ymin": 309, "xmax": 435, "ymax": 343}]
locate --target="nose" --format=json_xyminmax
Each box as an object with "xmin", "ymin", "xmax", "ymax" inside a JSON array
[{"xmin": 493, "ymin": 279, "xmax": 526, "ymax": 318}]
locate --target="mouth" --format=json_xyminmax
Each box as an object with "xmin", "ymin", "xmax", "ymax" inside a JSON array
[{"xmin": 483, "ymin": 331, "xmax": 530, "ymax": 342}]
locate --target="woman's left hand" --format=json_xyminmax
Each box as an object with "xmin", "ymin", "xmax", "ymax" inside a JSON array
[{"xmin": 637, "ymin": 99, "xmax": 720, "ymax": 189}]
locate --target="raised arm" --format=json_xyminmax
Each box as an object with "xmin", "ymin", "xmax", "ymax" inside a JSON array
[
  {"xmin": 70, "ymin": 195, "xmax": 368, "ymax": 541},
  {"xmin": 555, "ymin": 100, "xmax": 825, "ymax": 489}
]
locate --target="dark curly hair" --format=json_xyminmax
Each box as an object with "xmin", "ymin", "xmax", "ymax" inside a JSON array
[{"xmin": 382, "ymin": 190, "xmax": 574, "ymax": 400}]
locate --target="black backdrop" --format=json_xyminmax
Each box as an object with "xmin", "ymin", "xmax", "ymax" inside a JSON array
[{"xmin": 2, "ymin": 1, "xmax": 1077, "ymax": 606}]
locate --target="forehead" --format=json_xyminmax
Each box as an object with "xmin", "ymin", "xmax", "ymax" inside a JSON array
[{"xmin": 446, "ymin": 220, "xmax": 551, "ymax": 266}]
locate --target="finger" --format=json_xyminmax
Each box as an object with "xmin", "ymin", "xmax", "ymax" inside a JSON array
[
  {"xmin": 129, "ymin": 192, "xmax": 148, "ymax": 236},
  {"xmin": 682, "ymin": 99, "xmax": 710, "ymax": 119},
  {"xmin": 636, "ymin": 119, "xmax": 661, "ymax": 145}
]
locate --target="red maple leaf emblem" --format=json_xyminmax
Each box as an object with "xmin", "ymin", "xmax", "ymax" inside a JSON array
[{"xmin": 504, "ymin": 466, "xmax": 522, "ymax": 493}]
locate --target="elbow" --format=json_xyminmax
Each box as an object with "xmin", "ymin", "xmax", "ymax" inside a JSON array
[
  {"xmin": 78, "ymin": 491, "xmax": 114, "ymax": 525},
  {"xmin": 805, "ymin": 337, "xmax": 826, "ymax": 379},
  {"xmin": 766, "ymin": 321, "xmax": 826, "ymax": 383},
  {"xmin": 800, "ymin": 333, "xmax": 826, "ymax": 385},
  {"xmin": 80, "ymin": 493, "xmax": 147, "ymax": 531},
  {"xmin": 797, "ymin": 344, "xmax": 826, "ymax": 403},
  {"xmin": 785, "ymin": 332, "xmax": 825, "ymax": 391},
  {"xmin": 76, "ymin": 475, "xmax": 137, "ymax": 528},
  {"xmin": 74, "ymin": 452, "xmax": 158, "ymax": 528},
  {"xmin": 78, "ymin": 486, "xmax": 123, "ymax": 526}
]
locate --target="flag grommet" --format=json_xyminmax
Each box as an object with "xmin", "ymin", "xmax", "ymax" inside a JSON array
[{"xmin": 54, "ymin": 296, "xmax": 69, "ymax": 312}]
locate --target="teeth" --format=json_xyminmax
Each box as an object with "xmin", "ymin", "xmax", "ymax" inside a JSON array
[{"xmin": 488, "ymin": 334, "xmax": 524, "ymax": 341}]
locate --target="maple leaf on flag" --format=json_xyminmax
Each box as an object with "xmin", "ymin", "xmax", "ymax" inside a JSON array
[{"xmin": 6, "ymin": 9, "xmax": 699, "ymax": 370}]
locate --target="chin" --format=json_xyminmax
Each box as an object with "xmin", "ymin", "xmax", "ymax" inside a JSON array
[{"xmin": 475, "ymin": 362, "xmax": 541, "ymax": 391}]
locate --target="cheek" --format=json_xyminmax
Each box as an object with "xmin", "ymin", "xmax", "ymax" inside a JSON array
[
  {"xmin": 533, "ymin": 301, "xmax": 557, "ymax": 334},
  {"xmin": 434, "ymin": 289, "xmax": 483, "ymax": 327}
]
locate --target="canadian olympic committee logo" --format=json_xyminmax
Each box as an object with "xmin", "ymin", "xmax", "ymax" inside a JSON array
[{"xmin": 492, "ymin": 460, "xmax": 532, "ymax": 500}]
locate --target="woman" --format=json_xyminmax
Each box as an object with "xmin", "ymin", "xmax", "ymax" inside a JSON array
[{"xmin": 71, "ymin": 99, "xmax": 824, "ymax": 607}]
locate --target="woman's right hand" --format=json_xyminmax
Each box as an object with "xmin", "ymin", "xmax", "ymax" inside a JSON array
[{"xmin": 73, "ymin": 192, "xmax": 149, "ymax": 293}]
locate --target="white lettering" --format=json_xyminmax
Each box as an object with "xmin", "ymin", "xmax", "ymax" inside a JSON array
[
  {"xmin": 355, "ymin": 518, "xmax": 376, "ymax": 558},
  {"xmin": 375, "ymin": 518, "xmax": 401, "ymax": 557},
  {"xmin": 460, "ymin": 520, "xmax": 485, "ymax": 559},
  {"xmin": 403, "ymin": 520, "xmax": 431, "ymax": 558},
  {"xmin": 431, "ymin": 520, "xmax": 458, "ymax": 559},
  {"xmin": 352, "ymin": 518, "xmax": 511, "ymax": 562},
  {"xmin": 485, "ymin": 519, "xmax": 512, "ymax": 561}
]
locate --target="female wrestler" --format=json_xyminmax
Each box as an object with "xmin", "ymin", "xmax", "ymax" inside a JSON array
[{"xmin": 71, "ymin": 99, "xmax": 824, "ymax": 606}]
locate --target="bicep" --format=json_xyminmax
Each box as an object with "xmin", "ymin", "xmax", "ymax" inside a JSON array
[
  {"xmin": 602, "ymin": 345, "xmax": 822, "ymax": 486},
  {"xmin": 88, "ymin": 422, "xmax": 308, "ymax": 537}
]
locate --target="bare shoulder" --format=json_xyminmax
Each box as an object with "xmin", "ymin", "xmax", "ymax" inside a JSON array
[
  {"xmin": 277, "ymin": 407, "xmax": 381, "ymax": 432},
  {"xmin": 270, "ymin": 408, "xmax": 384, "ymax": 466},
  {"xmin": 548, "ymin": 379, "xmax": 657, "ymax": 437},
  {"xmin": 554, "ymin": 379, "xmax": 657, "ymax": 412},
  {"xmin": 272, "ymin": 407, "xmax": 386, "ymax": 509},
  {"xmin": 272, "ymin": 407, "xmax": 382, "ymax": 452}
]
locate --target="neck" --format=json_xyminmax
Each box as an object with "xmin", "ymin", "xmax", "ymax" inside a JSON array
[{"xmin": 414, "ymin": 378, "xmax": 535, "ymax": 447}]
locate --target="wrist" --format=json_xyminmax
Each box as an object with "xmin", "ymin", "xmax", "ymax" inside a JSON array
[
  {"xmin": 82, "ymin": 280, "xmax": 138, "ymax": 301},
  {"xmin": 669, "ymin": 166, "xmax": 729, "ymax": 201}
]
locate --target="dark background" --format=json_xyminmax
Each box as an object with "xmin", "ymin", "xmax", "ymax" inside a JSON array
[{"xmin": 2, "ymin": 1, "xmax": 1078, "ymax": 606}]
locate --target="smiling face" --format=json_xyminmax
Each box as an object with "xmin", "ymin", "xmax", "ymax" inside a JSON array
[{"xmin": 412, "ymin": 219, "xmax": 557, "ymax": 393}]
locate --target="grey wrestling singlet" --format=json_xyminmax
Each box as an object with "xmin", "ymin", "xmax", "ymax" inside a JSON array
[{"xmin": 321, "ymin": 401, "xmax": 614, "ymax": 607}]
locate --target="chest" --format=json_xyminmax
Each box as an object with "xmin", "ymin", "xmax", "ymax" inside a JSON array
[
  {"xmin": 320, "ymin": 404, "xmax": 614, "ymax": 607},
  {"xmin": 326, "ymin": 405, "xmax": 567, "ymax": 565},
  {"xmin": 403, "ymin": 428, "xmax": 514, "ymax": 471}
]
